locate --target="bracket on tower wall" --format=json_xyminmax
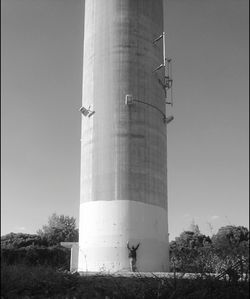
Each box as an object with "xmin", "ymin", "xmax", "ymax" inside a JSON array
[
  {"xmin": 79, "ymin": 106, "xmax": 95, "ymax": 117},
  {"xmin": 153, "ymin": 32, "xmax": 166, "ymax": 72},
  {"xmin": 165, "ymin": 115, "xmax": 174, "ymax": 124}
]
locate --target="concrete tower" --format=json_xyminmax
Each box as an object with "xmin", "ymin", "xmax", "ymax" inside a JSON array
[{"xmin": 78, "ymin": 0, "xmax": 172, "ymax": 272}]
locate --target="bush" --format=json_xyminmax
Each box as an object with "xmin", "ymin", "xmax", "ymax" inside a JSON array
[
  {"xmin": 1, "ymin": 246, "xmax": 70, "ymax": 269},
  {"xmin": 1, "ymin": 264, "xmax": 249, "ymax": 299},
  {"xmin": 1, "ymin": 232, "xmax": 48, "ymax": 249},
  {"xmin": 170, "ymin": 226, "xmax": 250, "ymax": 275}
]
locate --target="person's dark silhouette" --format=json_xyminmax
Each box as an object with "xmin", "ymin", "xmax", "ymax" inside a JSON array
[{"xmin": 127, "ymin": 242, "xmax": 140, "ymax": 272}]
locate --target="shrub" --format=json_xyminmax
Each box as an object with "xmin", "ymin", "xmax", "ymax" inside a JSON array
[
  {"xmin": 1, "ymin": 264, "xmax": 249, "ymax": 299},
  {"xmin": 1, "ymin": 246, "xmax": 70, "ymax": 269},
  {"xmin": 1, "ymin": 232, "xmax": 48, "ymax": 249}
]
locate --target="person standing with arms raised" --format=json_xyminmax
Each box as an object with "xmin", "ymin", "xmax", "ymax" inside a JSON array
[{"xmin": 127, "ymin": 242, "xmax": 140, "ymax": 272}]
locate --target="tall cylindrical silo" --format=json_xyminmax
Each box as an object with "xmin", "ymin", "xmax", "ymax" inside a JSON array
[{"xmin": 78, "ymin": 0, "xmax": 169, "ymax": 272}]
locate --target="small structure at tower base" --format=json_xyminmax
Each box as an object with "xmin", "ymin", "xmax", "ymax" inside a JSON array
[{"xmin": 61, "ymin": 242, "xmax": 79, "ymax": 272}]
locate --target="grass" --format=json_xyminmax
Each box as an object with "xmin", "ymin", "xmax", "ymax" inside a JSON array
[{"xmin": 1, "ymin": 263, "xmax": 249, "ymax": 299}]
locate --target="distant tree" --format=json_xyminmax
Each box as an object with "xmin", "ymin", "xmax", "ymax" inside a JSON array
[
  {"xmin": 1, "ymin": 245, "xmax": 70, "ymax": 269},
  {"xmin": 173, "ymin": 230, "xmax": 211, "ymax": 251},
  {"xmin": 189, "ymin": 220, "xmax": 201, "ymax": 235},
  {"xmin": 1, "ymin": 233, "xmax": 48, "ymax": 249},
  {"xmin": 37, "ymin": 213, "xmax": 78, "ymax": 246},
  {"xmin": 212, "ymin": 225, "xmax": 249, "ymax": 257},
  {"xmin": 170, "ymin": 225, "xmax": 249, "ymax": 275},
  {"xmin": 212, "ymin": 225, "xmax": 249, "ymax": 275},
  {"xmin": 170, "ymin": 229, "xmax": 212, "ymax": 273}
]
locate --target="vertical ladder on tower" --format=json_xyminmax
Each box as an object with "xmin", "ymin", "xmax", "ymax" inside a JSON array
[{"xmin": 153, "ymin": 32, "xmax": 173, "ymax": 107}]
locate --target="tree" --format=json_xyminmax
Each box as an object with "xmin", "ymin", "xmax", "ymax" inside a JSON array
[
  {"xmin": 189, "ymin": 220, "xmax": 201, "ymax": 235},
  {"xmin": 170, "ymin": 225, "xmax": 249, "ymax": 275},
  {"xmin": 37, "ymin": 213, "xmax": 79, "ymax": 246},
  {"xmin": 212, "ymin": 225, "xmax": 249, "ymax": 257},
  {"xmin": 212, "ymin": 225, "xmax": 249, "ymax": 275},
  {"xmin": 170, "ymin": 229, "xmax": 212, "ymax": 273},
  {"xmin": 1, "ymin": 233, "xmax": 48, "ymax": 249}
]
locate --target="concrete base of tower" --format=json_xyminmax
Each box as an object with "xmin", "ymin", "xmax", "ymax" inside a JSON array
[{"xmin": 78, "ymin": 200, "xmax": 169, "ymax": 273}]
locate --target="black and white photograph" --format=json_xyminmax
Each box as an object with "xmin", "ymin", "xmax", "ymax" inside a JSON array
[{"xmin": 1, "ymin": 0, "xmax": 249, "ymax": 297}]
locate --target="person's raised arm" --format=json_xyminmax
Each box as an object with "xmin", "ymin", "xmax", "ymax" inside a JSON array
[
  {"xmin": 135, "ymin": 242, "xmax": 140, "ymax": 250},
  {"xmin": 127, "ymin": 242, "xmax": 131, "ymax": 250}
]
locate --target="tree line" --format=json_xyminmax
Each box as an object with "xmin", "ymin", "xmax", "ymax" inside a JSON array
[
  {"xmin": 169, "ymin": 224, "xmax": 249, "ymax": 277},
  {"xmin": 1, "ymin": 214, "xmax": 249, "ymax": 276},
  {"xmin": 1, "ymin": 214, "xmax": 78, "ymax": 270}
]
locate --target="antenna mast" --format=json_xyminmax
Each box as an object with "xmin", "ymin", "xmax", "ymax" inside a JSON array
[{"xmin": 153, "ymin": 32, "xmax": 174, "ymax": 107}]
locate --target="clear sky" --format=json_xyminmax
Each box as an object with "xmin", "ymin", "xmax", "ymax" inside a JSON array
[{"xmin": 1, "ymin": 0, "xmax": 249, "ymax": 240}]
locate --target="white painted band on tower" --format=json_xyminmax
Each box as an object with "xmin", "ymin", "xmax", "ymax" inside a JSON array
[{"xmin": 79, "ymin": 0, "xmax": 169, "ymax": 272}]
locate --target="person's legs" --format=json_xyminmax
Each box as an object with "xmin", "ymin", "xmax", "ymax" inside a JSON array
[
  {"xmin": 129, "ymin": 258, "xmax": 133, "ymax": 271},
  {"xmin": 132, "ymin": 258, "xmax": 137, "ymax": 272}
]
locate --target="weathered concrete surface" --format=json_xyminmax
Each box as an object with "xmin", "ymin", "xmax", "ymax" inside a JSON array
[
  {"xmin": 78, "ymin": 200, "xmax": 168, "ymax": 272},
  {"xmin": 79, "ymin": 0, "xmax": 169, "ymax": 272}
]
